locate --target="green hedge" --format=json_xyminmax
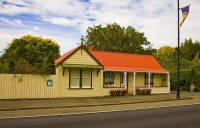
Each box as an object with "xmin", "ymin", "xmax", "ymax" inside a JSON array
[{"xmin": 170, "ymin": 69, "xmax": 195, "ymax": 91}]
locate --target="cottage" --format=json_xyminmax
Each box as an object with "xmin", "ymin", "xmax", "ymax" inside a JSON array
[
  {"xmin": 55, "ymin": 45, "xmax": 170, "ymax": 97},
  {"xmin": 0, "ymin": 45, "xmax": 170, "ymax": 99}
]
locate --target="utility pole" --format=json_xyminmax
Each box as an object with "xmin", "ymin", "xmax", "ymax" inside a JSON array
[{"xmin": 176, "ymin": 0, "xmax": 180, "ymax": 99}]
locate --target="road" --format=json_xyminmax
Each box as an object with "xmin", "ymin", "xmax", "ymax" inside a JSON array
[{"xmin": 0, "ymin": 104, "xmax": 200, "ymax": 128}]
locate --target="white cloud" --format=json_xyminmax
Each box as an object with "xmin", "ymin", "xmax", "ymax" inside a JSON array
[
  {"xmin": 0, "ymin": 16, "xmax": 22, "ymax": 26},
  {"xmin": 0, "ymin": 0, "xmax": 200, "ymax": 55},
  {"xmin": 41, "ymin": 16, "xmax": 81, "ymax": 26},
  {"xmin": 33, "ymin": 27, "xmax": 39, "ymax": 31},
  {"xmin": 0, "ymin": 0, "xmax": 31, "ymax": 15}
]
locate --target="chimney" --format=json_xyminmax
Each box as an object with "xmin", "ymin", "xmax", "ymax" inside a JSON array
[{"xmin": 89, "ymin": 47, "xmax": 93, "ymax": 51}]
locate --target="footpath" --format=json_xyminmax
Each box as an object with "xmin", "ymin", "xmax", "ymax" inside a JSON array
[{"xmin": 0, "ymin": 91, "xmax": 199, "ymax": 111}]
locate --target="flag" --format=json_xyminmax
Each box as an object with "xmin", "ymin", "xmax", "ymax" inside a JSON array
[{"xmin": 180, "ymin": 5, "xmax": 190, "ymax": 27}]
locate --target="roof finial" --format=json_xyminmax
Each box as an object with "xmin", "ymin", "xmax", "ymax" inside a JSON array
[{"xmin": 80, "ymin": 35, "xmax": 84, "ymax": 45}]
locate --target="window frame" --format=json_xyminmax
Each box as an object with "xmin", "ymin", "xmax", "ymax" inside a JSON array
[
  {"xmin": 144, "ymin": 73, "xmax": 154, "ymax": 86},
  {"xmin": 82, "ymin": 68, "xmax": 92, "ymax": 88},
  {"xmin": 103, "ymin": 71, "xmax": 115, "ymax": 87},
  {"xmin": 69, "ymin": 68, "xmax": 92, "ymax": 89}
]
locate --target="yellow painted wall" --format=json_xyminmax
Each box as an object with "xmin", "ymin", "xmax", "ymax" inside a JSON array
[
  {"xmin": 128, "ymin": 73, "xmax": 133, "ymax": 93},
  {"xmin": 138, "ymin": 87, "xmax": 168, "ymax": 94},
  {"xmin": 151, "ymin": 87, "xmax": 169, "ymax": 93},
  {"xmin": 114, "ymin": 72, "xmax": 121, "ymax": 87},
  {"xmin": 0, "ymin": 74, "xmax": 57, "ymax": 99},
  {"xmin": 57, "ymin": 47, "xmax": 104, "ymax": 97},
  {"xmin": 160, "ymin": 74, "xmax": 168, "ymax": 86},
  {"xmin": 134, "ymin": 73, "xmax": 169, "ymax": 94},
  {"xmin": 58, "ymin": 66, "xmax": 69, "ymax": 97},
  {"xmin": 154, "ymin": 74, "xmax": 162, "ymax": 86},
  {"xmin": 134, "ymin": 73, "xmax": 165, "ymax": 87},
  {"xmin": 58, "ymin": 66, "xmax": 102, "ymax": 97},
  {"xmin": 128, "ymin": 72, "xmax": 148, "ymax": 93},
  {"xmin": 127, "ymin": 72, "xmax": 143, "ymax": 94},
  {"xmin": 135, "ymin": 72, "xmax": 145, "ymax": 87},
  {"xmin": 63, "ymin": 49, "xmax": 99, "ymax": 65},
  {"xmin": 102, "ymin": 72, "xmax": 167, "ymax": 95},
  {"xmin": 127, "ymin": 72, "xmax": 169, "ymax": 94}
]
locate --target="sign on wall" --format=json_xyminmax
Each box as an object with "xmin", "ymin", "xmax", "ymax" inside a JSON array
[{"xmin": 47, "ymin": 79, "xmax": 53, "ymax": 86}]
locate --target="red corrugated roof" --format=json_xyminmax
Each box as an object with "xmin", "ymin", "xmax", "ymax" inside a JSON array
[{"xmin": 89, "ymin": 50, "xmax": 168, "ymax": 73}]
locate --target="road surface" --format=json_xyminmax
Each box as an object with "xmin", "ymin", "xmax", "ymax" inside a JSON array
[{"xmin": 0, "ymin": 104, "xmax": 200, "ymax": 128}]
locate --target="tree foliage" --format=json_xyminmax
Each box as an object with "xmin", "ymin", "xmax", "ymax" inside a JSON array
[
  {"xmin": 170, "ymin": 68, "xmax": 195, "ymax": 91},
  {"xmin": 192, "ymin": 52, "xmax": 200, "ymax": 87},
  {"xmin": 155, "ymin": 40, "xmax": 200, "ymax": 91},
  {"xmin": 180, "ymin": 38, "xmax": 199, "ymax": 61},
  {"xmin": 179, "ymin": 39, "xmax": 200, "ymax": 87},
  {"xmin": 0, "ymin": 35, "xmax": 60, "ymax": 74},
  {"xmin": 83, "ymin": 23, "xmax": 156, "ymax": 55},
  {"xmin": 154, "ymin": 46, "xmax": 177, "ymax": 70}
]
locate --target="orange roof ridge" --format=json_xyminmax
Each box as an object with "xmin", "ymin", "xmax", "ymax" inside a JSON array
[{"xmin": 90, "ymin": 50, "xmax": 153, "ymax": 57}]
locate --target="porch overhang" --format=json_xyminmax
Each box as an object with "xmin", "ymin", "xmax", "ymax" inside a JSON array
[
  {"xmin": 103, "ymin": 66, "xmax": 169, "ymax": 73},
  {"xmin": 62, "ymin": 64, "xmax": 103, "ymax": 69}
]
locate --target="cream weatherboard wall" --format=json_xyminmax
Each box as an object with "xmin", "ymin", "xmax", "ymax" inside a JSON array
[
  {"xmin": 63, "ymin": 49, "xmax": 99, "ymax": 65},
  {"xmin": 134, "ymin": 73, "xmax": 167, "ymax": 87},
  {"xmin": 128, "ymin": 72, "xmax": 169, "ymax": 94},
  {"xmin": 154, "ymin": 74, "xmax": 163, "ymax": 86},
  {"xmin": 57, "ymin": 48, "xmax": 103, "ymax": 97},
  {"xmin": 135, "ymin": 73, "xmax": 145, "ymax": 86},
  {"xmin": 127, "ymin": 73, "xmax": 133, "ymax": 94},
  {"xmin": 114, "ymin": 72, "xmax": 121, "ymax": 87},
  {"xmin": 0, "ymin": 74, "xmax": 57, "ymax": 99},
  {"xmin": 127, "ymin": 72, "xmax": 143, "ymax": 94},
  {"xmin": 152, "ymin": 73, "xmax": 169, "ymax": 94},
  {"xmin": 102, "ymin": 72, "xmax": 166, "ymax": 95},
  {"xmin": 57, "ymin": 66, "xmax": 102, "ymax": 97}
]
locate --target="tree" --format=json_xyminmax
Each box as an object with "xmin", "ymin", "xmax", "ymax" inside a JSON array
[
  {"xmin": 0, "ymin": 35, "xmax": 60, "ymax": 74},
  {"xmin": 193, "ymin": 40, "xmax": 200, "ymax": 55},
  {"xmin": 180, "ymin": 38, "xmax": 196, "ymax": 61},
  {"xmin": 192, "ymin": 52, "xmax": 200, "ymax": 87},
  {"xmin": 154, "ymin": 46, "xmax": 177, "ymax": 70},
  {"xmin": 83, "ymin": 23, "xmax": 155, "ymax": 54}
]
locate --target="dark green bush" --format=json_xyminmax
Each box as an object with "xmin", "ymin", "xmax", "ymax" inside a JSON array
[{"xmin": 170, "ymin": 69, "xmax": 194, "ymax": 91}]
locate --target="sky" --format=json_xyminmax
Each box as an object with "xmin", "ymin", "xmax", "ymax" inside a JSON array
[{"xmin": 0, "ymin": 0, "xmax": 200, "ymax": 55}]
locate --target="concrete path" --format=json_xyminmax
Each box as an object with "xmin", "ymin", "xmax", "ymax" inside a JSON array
[{"xmin": 0, "ymin": 91, "xmax": 199, "ymax": 111}]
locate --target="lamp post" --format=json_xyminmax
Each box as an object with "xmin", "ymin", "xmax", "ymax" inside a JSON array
[{"xmin": 176, "ymin": 0, "xmax": 180, "ymax": 98}]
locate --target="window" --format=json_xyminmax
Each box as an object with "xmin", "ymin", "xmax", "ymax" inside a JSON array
[
  {"xmin": 144, "ymin": 73, "xmax": 154, "ymax": 86},
  {"xmin": 104, "ymin": 71, "xmax": 115, "ymax": 87},
  {"xmin": 70, "ymin": 69, "xmax": 80, "ymax": 88},
  {"xmin": 82, "ymin": 69, "xmax": 91, "ymax": 88},
  {"xmin": 69, "ymin": 69, "xmax": 92, "ymax": 88}
]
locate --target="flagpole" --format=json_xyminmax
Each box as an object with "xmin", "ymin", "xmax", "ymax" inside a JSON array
[{"xmin": 176, "ymin": 0, "xmax": 180, "ymax": 98}]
